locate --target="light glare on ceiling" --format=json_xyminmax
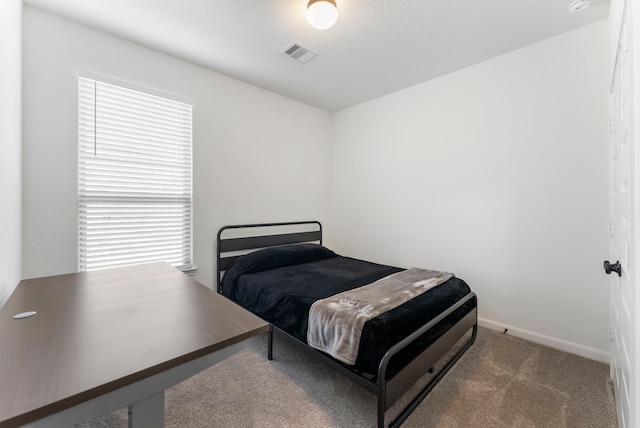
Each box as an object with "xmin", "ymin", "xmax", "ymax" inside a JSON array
[{"xmin": 306, "ymin": 0, "xmax": 338, "ymax": 30}]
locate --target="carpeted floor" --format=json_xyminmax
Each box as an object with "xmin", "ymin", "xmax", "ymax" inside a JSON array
[{"xmin": 77, "ymin": 327, "xmax": 617, "ymax": 427}]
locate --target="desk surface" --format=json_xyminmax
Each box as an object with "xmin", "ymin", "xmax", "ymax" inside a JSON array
[{"xmin": 0, "ymin": 263, "xmax": 268, "ymax": 427}]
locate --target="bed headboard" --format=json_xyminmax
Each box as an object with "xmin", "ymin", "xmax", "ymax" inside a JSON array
[{"xmin": 216, "ymin": 221, "xmax": 322, "ymax": 292}]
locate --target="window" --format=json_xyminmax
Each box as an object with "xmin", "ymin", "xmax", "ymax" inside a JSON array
[{"xmin": 78, "ymin": 74, "xmax": 193, "ymax": 272}]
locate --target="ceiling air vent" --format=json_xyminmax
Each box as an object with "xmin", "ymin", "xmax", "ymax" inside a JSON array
[{"xmin": 282, "ymin": 43, "xmax": 317, "ymax": 64}]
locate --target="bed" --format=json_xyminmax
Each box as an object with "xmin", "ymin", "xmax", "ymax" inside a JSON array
[{"xmin": 216, "ymin": 221, "xmax": 477, "ymax": 428}]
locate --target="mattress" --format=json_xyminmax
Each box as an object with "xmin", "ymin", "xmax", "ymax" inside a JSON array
[{"xmin": 220, "ymin": 244, "xmax": 476, "ymax": 378}]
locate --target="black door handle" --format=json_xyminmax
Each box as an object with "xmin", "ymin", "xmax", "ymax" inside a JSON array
[{"xmin": 604, "ymin": 260, "xmax": 622, "ymax": 277}]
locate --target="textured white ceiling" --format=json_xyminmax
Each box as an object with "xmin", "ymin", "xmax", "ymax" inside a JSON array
[{"xmin": 24, "ymin": 0, "xmax": 609, "ymax": 112}]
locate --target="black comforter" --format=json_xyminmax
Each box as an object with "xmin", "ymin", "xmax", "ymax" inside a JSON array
[{"xmin": 220, "ymin": 244, "xmax": 475, "ymax": 378}]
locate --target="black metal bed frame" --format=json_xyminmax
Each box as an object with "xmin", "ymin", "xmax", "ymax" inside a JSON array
[{"xmin": 216, "ymin": 221, "xmax": 477, "ymax": 428}]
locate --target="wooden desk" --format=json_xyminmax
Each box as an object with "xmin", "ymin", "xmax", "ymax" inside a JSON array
[{"xmin": 0, "ymin": 263, "xmax": 269, "ymax": 427}]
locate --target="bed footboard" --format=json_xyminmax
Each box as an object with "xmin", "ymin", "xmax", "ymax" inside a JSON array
[
  {"xmin": 266, "ymin": 298, "xmax": 477, "ymax": 428},
  {"xmin": 379, "ymin": 298, "xmax": 477, "ymax": 428}
]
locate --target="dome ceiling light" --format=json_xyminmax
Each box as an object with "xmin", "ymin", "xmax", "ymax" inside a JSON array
[{"xmin": 306, "ymin": 0, "xmax": 338, "ymax": 30}]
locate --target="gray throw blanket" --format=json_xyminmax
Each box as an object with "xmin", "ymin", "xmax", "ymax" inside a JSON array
[{"xmin": 307, "ymin": 268, "xmax": 453, "ymax": 365}]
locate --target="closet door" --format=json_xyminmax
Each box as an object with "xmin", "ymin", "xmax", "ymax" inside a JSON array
[{"xmin": 608, "ymin": 1, "xmax": 638, "ymax": 427}]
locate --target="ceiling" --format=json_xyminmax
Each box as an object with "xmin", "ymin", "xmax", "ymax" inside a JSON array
[{"xmin": 23, "ymin": 0, "xmax": 609, "ymax": 112}]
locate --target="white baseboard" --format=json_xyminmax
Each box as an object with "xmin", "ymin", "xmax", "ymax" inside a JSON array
[{"xmin": 478, "ymin": 318, "xmax": 610, "ymax": 364}]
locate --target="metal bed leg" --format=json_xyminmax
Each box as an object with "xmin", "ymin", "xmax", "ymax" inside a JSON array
[
  {"xmin": 268, "ymin": 325, "xmax": 274, "ymax": 361},
  {"xmin": 377, "ymin": 377, "xmax": 387, "ymax": 428}
]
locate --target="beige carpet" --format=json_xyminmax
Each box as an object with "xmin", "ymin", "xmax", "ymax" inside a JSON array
[{"xmin": 77, "ymin": 327, "xmax": 617, "ymax": 427}]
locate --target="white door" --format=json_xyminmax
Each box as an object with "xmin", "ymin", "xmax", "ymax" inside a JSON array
[{"xmin": 609, "ymin": 2, "xmax": 638, "ymax": 427}]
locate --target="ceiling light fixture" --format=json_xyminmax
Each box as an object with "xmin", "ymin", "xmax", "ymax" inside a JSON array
[
  {"xmin": 568, "ymin": 0, "xmax": 590, "ymax": 14},
  {"xmin": 306, "ymin": 0, "xmax": 338, "ymax": 30}
]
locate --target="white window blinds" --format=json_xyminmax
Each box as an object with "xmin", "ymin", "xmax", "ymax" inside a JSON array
[{"xmin": 78, "ymin": 75, "xmax": 193, "ymax": 272}]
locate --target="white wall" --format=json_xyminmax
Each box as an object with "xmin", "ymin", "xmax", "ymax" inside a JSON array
[
  {"xmin": 331, "ymin": 21, "xmax": 610, "ymax": 360},
  {"xmin": 22, "ymin": 7, "xmax": 332, "ymax": 288},
  {"xmin": 0, "ymin": 0, "xmax": 22, "ymax": 307}
]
